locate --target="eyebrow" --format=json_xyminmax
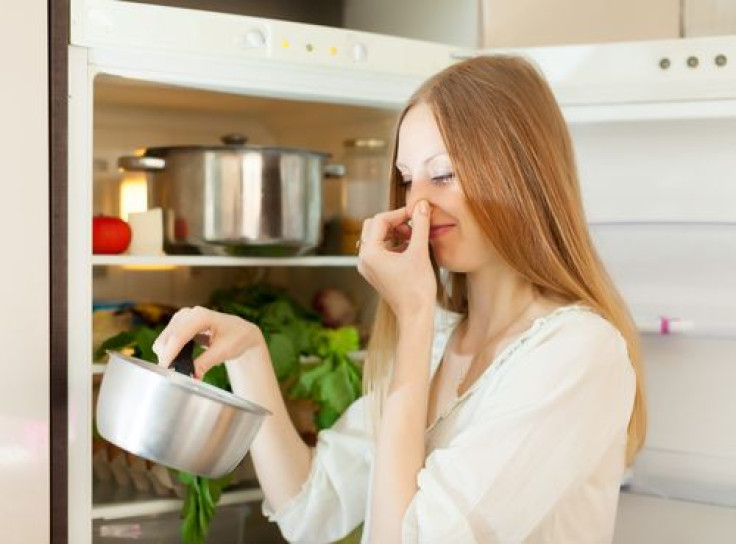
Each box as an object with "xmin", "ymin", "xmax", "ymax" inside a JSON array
[{"xmin": 395, "ymin": 151, "xmax": 449, "ymax": 169}]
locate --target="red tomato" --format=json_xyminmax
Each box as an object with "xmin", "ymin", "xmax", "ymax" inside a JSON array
[{"xmin": 93, "ymin": 216, "xmax": 132, "ymax": 254}]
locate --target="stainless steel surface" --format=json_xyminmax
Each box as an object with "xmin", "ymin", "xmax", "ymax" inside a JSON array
[
  {"xmin": 96, "ymin": 351, "xmax": 270, "ymax": 478},
  {"xmin": 118, "ymin": 137, "xmax": 340, "ymax": 256}
]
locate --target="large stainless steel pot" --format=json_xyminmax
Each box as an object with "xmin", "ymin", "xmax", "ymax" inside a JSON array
[
  {"xmin": 118, "ymin": 134, "xmax": 345, "ymax": 256},
  {"xmin": 96, "ymin": 344, "xmax": 270, "ymax": 478}
]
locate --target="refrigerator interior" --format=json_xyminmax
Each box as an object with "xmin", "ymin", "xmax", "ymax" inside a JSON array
[
  {"xmin": 90, "ymin": 75, "xmax": 401, "ymax": 542},
  {"xmin": 567, "ymin": 116, "xmax": 736, "ymax": 527},
  {"xmin": 91, "ymin": 74, "xmax": 399, "ymax": 318}
]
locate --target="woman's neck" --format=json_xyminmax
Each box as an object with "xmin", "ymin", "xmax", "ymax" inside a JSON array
[{"xmin": 459, "ymin": 263, "xmax": 538, "ymax": 352}]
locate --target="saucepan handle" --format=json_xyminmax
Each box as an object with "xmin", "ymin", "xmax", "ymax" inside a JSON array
[
  {"xmin": 117, "ymin": 156, "xmax": 166, "ymax": 171},
  {"xmin": 171, "ymin": 340, "xmax": 196, "ymax": 377}
]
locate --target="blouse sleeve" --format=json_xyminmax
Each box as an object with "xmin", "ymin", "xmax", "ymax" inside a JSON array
[
  {"xmin": 261, "ymin": 392, "xmax": 374, "ymax": 544},
  {"xmin": 401, "ymin": 312, "xmax": 637, "ymax": 544}
]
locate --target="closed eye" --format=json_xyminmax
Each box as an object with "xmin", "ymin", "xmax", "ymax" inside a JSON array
[
  {"xmin": 431, "ymin": 173, "xmax": 455, "ymax": 184},
  {"xmin": 399, "ymin": 173, "xmax": 455, "ymax": 188}
]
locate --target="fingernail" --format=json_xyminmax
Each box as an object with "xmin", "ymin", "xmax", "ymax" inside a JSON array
[{"xmin": 419, "ymin": 200, "xmax": 429, "ymax": 215}]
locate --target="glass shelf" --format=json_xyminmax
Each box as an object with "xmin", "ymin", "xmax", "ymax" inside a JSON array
[
  {"xmin": 92, "ymin": 255, "xmax": 359, "ymax": 268},
  {"xmin": 92, "ymin": 480, "xmax": 263, "ymax": 521},
  {"xmin": 621, "ymin": 447, "xmax": 736, "ymax": 510}
]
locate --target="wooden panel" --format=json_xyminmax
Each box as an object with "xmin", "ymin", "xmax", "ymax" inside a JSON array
[{"xmin": 480, "ymin": 0, "xmax": 680, "ymax": 47}]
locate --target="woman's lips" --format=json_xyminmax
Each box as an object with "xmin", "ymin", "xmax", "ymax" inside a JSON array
[{"xmin": 429, "ymin": 224, "xmax": 455, "ymax": 240}]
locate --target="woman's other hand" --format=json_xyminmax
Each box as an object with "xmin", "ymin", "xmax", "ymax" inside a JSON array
[
  {"xmin": 153, "ymin": 306, "xmax": 265, "ymax": 379},
  {"xmin": 357, "ymin": 199, "xmax": 437, "ymax": 322}
]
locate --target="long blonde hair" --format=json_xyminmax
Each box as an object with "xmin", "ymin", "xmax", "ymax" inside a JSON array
[{"xmin": 363, "ymin": 55, "xmax": 646, "ymax": 466}]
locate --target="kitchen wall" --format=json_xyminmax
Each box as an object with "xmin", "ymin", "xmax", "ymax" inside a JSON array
[
  {"xmin": 124, "ymin": 0, "xmax": 344, "ymax": 27},
  {"xmin": 344, "ymin": 0, "xmax": 480, "ymax": 48},
  {"xmin": 0, "ymin": 0, "xmax": 50, "ymax": 543}
]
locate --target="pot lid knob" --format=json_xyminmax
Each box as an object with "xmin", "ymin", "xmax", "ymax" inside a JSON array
[{"xmin": 221, "ymin": 133, "xmax": 248, "ymax": 146}]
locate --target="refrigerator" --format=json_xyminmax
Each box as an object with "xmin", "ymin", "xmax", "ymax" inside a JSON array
[{"xmin": 24, "ymin": 0, "xmax": 736, "ymax": 542}]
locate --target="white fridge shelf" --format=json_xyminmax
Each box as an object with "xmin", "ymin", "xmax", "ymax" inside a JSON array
[
  {"xmin": 92, "ymin": 254, "xmax": 359, "ymax": 268},
  {"xmin": 92, "ymin": 484, "xmax": 264, "ymax": 521},
  {"xmin": 622, "ymin": 447, "xmax": 736, "ymax": 509}
]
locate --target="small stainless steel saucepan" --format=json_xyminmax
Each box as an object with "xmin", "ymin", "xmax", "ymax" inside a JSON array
[{"xmin": 96, "ymin": 341, "xmax": 270, "ymax": 478}]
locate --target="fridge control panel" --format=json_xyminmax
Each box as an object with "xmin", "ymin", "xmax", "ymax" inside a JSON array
[{"xmin": 72, "ymin": 0, "xmax": 463, "ymax": 78}]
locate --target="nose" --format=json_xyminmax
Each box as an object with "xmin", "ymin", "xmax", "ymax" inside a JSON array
[{"xmin": 404, "ymin": 178, "xmax": 437, "ymax": 212}]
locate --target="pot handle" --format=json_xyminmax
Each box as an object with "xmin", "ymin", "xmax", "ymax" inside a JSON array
[
  {"xmin": 323, "ymin": 163, "xmax": 346, "ymax": 178},
  {"xmin": 118, "ymin": 156, "xmax": 166, "ymax": 172},
  {"xmin": 171, "ymin": 340, "xmax": 196, "ymax": 377}
]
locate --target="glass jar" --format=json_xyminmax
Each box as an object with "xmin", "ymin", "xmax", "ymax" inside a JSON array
[{"xmin": 339, "ymin": 138, "xmax": 389, "ymax": 254}]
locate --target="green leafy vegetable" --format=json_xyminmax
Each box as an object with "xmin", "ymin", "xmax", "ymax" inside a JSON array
[
  {"xmin": 177, "ymin": 471, "xmax": 233, "ymax": 544},
  {"xmin": 289, "ymin": 327, "xmax": 362, "ymax": 430},
  {"xmin": 265, "ymin": 332, "xmax": 298, "ymax": 380}
]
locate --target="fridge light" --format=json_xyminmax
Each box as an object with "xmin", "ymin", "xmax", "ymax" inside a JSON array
[{"xmin": 119, "ymin": 172, "xmax": 148, "ymax": 221}]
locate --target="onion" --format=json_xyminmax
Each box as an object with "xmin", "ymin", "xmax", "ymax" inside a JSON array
[{"xmin": 312, "ymin": 288, "xmax": 357, "ymax": 328}]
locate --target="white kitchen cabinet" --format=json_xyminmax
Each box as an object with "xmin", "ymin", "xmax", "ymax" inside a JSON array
[{"xmin": 479, "ymin": 0, "xmax": 681, "ymax": 47}]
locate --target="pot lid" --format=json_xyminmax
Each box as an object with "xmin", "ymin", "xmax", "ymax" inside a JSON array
[{"xmin": 141, "ymin": 133, "xmax": 330, "ymax": 157}]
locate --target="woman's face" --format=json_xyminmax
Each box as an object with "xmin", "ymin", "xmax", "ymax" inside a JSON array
[{"xmin": 396, "ymin": 102, "xmax": 496, "ymax": 273}]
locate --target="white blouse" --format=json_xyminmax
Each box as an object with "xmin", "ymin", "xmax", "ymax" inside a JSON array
[{"xmin": 263, "ymin": 304, "xmax": 636, "ymax": 544}]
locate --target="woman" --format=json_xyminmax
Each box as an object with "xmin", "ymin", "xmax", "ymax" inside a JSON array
[{"xmin": 153, "ymin": 55, "xmax": 646, "ymax": 544}]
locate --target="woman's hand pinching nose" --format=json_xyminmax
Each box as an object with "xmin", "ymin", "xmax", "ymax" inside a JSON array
[
  {"xmin": 356, "ymin": 199, "xmax": 436, "ymax": 322},
  {"xmin": 406, "ymin": 199, "xmax": 431, "ymax": 252}
]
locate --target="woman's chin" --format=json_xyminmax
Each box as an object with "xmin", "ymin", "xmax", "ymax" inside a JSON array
[
  {"xmin": 430, "ymin": 246, "xmax": 454, "ymax": 270},
  {"xmin": 432, "ymin": 250, "xmax": 476, "ymax": 275}
]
